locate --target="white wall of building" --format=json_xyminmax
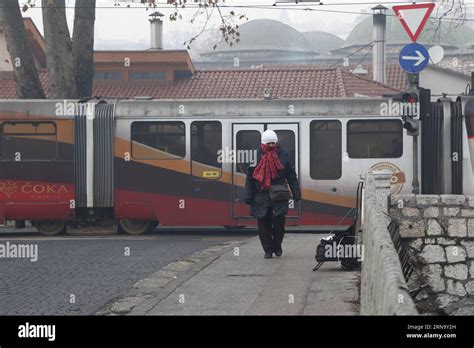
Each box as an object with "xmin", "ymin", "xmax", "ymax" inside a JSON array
[
  {"xmin": 420, "ymin": 66, "xmax": 471, "ymax": 98},
  {"xmin": 0, "ymin": 30, "xmax": 13, "ymax": 72}
]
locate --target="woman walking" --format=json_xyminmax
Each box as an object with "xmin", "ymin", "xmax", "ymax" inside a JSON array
[{"xmin": 245, "ymin": 130, "xmax": 301, "ymax": 259}]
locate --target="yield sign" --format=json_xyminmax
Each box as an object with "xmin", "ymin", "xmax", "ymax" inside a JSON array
[{"xmin": 393, "ymin": 3, "xmax": 436, "ymax": 42}]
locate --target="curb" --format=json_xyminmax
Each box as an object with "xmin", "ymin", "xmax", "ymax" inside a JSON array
[{"xmin": 95, "ymin": 237, "xmax": 253, "ymax": 315}]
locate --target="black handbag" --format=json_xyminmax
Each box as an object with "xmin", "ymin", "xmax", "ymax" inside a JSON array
[{"xmin": 269, "ymin": 184, "xmax": 291, "ymax": 202}]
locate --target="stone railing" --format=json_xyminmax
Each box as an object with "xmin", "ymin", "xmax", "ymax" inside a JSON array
[{"xmin": 360, "ymin": 171, "xmax": 418, "ymax": 315}]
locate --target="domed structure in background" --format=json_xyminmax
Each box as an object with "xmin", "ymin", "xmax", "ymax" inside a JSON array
[
  {"xmin": 466, "ymin": 39, "xmax": 474, "ymax": 50},
  {"xmin": 194, "ymin": 16, "xmax": 474, "ymax": 72},
  {"xmin": 198, "ymin": 19, "xmax": 319, "ymax": 67},
  {"xmin": 209, "ymin": 19, "xmax": 313, "ymax": 54},
  {"xmin": 450, "ymin": 25, "xmax": 474, "ymax": 49},
  {"xmin": 339, "ymin": 11, "xmax": 474, "ymax": 51},
  {"xmin": 302, "ymin": 31, "xmax": 344, "ymax": 54}
]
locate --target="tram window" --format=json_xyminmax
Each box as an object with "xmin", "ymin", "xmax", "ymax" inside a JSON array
[
  {"xmin": 274, "ymin": 130, "xmax": 296, "ymax": 167},
  {"xmin": 131, "ymin": 121, "xmax": 185, "ymax": 159},
  {"xmin": 1, "ymin": 122, "xmax": 57, "ymax": 160},
  {"xmin": 310, "ymin": 120, "xmax": 342, "ymax": 180},
  {"xmin": 191, "ymin": 121, "xmax": 222, "ymax": 180},
  {"xmin": 347, "ymin": 120, "xmax": 403, "ymax": 158},
  {"xmin": 236, "ymin": 130, "xmax": 260, "ymax": 174}
]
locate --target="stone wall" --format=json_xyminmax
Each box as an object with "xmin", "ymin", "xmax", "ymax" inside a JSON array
[
  {"xmin": 389, "ymin": 194, "xmax": 474, "ymax": 314},
  {"xmin": 360, "ymin": 172, "xmax": 418, "ymax": 315}
]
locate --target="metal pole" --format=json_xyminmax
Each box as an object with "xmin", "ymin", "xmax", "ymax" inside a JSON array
[
  {"xmin": 412, "ymin": 134, "xmax": 420, "ymax": 194},
  {"xmin": 407, "ymin": 73, "xmax": 419, "ymax": 89},
  {"xmin": 471, "ymin": 72, "xmax": 474, "ymax": 95},
  {"xmin": 372, "ymin": 5, "xmax": 387, "ymax": 84}
]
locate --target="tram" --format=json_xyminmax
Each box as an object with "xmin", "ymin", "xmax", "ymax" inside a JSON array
[{"xmin": 0, "ymin": 92, "xmax": 473, "ymax": 235}]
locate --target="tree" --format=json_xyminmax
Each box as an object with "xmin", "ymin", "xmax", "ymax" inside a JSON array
[
  {"xmin": 40, "ymin": 0, "xmax": 96, "ymax": 99},
  {"xmin": 42, "ymin": 0, "xmax": 78, "ymax": 98},
  {"xmin": 165, "ymin": 0, "xmax": 246, "ymax": 49},
  {"xmin": 1, "ymin": 0, "xmax": 45, "ymax": 98},
  {"xmin": 0, "ymin": 0, "xmax": 242, "ymax": 99},
  {"xmin": 431, "ymin": 0, "xmax": 467, "ymax": 40},
  {"xmin": 72, "ymin": 0, "xmax": 96, "ymax": 98},
  {"xmin": 0, "ymin": 0, "xmax": 96, "ymax": 99}
]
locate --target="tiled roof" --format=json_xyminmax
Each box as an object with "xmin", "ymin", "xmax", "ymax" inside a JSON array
[
  {"xmin": 352, "ymin": 64, "xmax": 408, "ymax": 91},
  {"xmin": 226, "ymin": 63, "xmax": 409, "ymax": 91},
  {"xmin": 0, "ymin": 70, "xmax": 49, "ymax": 99},
  {"xmin": 0, "ymin": 67, "xmax": 400, "ymax": 100},
  {"xmin": 437, "ymin": 57, "xmax": 474, "ymax": 77}
]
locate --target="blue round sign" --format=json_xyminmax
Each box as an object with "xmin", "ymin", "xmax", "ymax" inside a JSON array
[{"xmin": 399, "ymin": 43, "xmax": 430, "ymax": 73}]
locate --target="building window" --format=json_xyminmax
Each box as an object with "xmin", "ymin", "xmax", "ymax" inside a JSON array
[
  {"xmin": 310, "ymin": 120, "xmax": 342, "ymax": 180},
  {"xmin": 1, "ymin": 122, "xmax": 57, "ymax": 160},
  {"xmin": 130, "ymin": 71, "xmax": 166, "ymax": 81},
  {"xmin": 173, "ymin": 70, "xmax": 192, "ymax": 81},
  {"xmin": 94, "ymin": 71, "xmax": 123, "ymax": 80},
  {"xmin": 131, "ymin": 121, "xmax": 185, "ymax": 159},
  {"xmin": 347, "ymin": 119, "xmax": 403, "ymax": 158},
  {"xmin": 191, "ymin": 121, "xmax": 222, "ymax": 180}
]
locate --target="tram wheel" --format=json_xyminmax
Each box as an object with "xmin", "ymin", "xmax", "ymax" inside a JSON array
[
  {"xmin": 34, "ymin": 221, "xmax": 67, "ymax": 236},
  {"xmin": 118, "ymin": 220, "xmax": 154, "ymax": 235}
]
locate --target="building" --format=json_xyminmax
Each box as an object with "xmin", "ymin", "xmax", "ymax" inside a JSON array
[
  {"xmin": 0, "ymin": 66, "xmax": 401, "ymax": 100},
  {"xmin": 0, "ymin": 16, "xmax": 401, "ymax": 100},
  {"xmin": 194, "ymin": 13, "xmax": 473, "ymax": 96},
  {"xmin": 0, "ymin": 17, "xmax": 194, "ymax": 83},
  {"xmin": 93, "ymin": 50, "xmax": 194, "ymax": 82},
  {"xmin": 196, "ymin": 19, "xmax": 345, "ymax": 69}
]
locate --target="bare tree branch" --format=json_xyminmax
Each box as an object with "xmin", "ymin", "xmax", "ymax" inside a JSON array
[
  {"xmin": 145, "ymin": 0, "xmax": 247, "ymax": 49},
  {"xmin": 428, "ymin": 0, "xmax": 467, "ymax": 45}
]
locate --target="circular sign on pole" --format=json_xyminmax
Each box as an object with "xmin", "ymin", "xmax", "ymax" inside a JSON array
[
  {"xmin": 428, "ymin": 45, "xmax": 445, "ymax": 64},
  {"xmin": 399, "ymin": 43, "xmax": 430, "ymax": 73}
]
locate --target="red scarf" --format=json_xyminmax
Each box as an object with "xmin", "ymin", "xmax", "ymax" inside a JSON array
[{"xmin": 252, "ymin": 143, "xmax": 284, "ymax": 191}]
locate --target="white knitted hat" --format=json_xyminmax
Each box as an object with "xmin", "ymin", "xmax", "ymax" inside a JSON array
[{"xmin": 261, "ymin": 130, "xmax": 278, "ymax": 144}]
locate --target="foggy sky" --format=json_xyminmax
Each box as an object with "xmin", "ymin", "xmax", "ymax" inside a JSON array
[{"xmin": 19, "ymin": 0, "xmax": 474, "ymax": 52}]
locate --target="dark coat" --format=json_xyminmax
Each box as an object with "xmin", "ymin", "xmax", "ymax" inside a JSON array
[{"xmin": 245, "ymin": 146, "xmax": 301, "ymax": 219}]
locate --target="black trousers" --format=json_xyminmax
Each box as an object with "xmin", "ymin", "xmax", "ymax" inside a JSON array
[{"xmin": 257, "ymin": 207, "xmax": 286, "ymax": 254}]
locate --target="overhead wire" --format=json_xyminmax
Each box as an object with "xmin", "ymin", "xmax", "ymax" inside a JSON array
[{"xmin": 1, "ymin": 1, "xmax": 473, "ymax": 22}]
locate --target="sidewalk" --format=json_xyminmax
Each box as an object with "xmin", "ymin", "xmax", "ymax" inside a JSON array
[{"xmin": 124, "ymin": 234, "xmax": 360, "ymax": 315}]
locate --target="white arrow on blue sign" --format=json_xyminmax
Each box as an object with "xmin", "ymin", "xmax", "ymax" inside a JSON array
[{"xmin": 399, "ymin": 43, "xmax": 430, "ymax": 73}]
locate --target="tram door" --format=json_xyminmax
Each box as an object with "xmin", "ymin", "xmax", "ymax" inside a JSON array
[{"xmin": 232, "ymin": 123, "xmax": 300, "ymax": 220}]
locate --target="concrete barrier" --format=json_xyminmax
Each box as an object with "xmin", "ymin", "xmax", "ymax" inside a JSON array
[{"xmin": 360, "ymin": 171, "xmax": 418, "ymax": 315}]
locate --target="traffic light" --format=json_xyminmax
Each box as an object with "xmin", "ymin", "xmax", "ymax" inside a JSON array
[
  {"xmin": 384, "ymin": 88, "xmax": 430, "ymax": 136},
  {"xmin": 385, "ymin": 87, "xmax": 431, "ymax": 134},
  {"xmin": 403, "ymin": 119, "xmax": 419, "ymax": 136},
  {"xmin": 386, "ymin": 91, "xmax": 419, "ymax": 105}
]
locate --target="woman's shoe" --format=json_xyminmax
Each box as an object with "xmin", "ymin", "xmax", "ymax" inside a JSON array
[
  {"xmin": 264, "ymin": 253, "xmax": 273, "ymax": 259},
  {"xmin": 274, "ymin": 248, "xmax": 283, "ymax": 257}
]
